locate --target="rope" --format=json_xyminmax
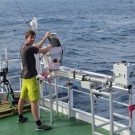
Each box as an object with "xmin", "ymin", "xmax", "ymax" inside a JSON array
[{"xmin": 14, "ymin": 0, "xmax": 28, "ymax": 25}]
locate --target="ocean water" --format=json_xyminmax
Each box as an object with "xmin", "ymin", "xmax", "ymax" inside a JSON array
[{"xmin": 0, "ymin": 0, "xmax": 135, "ymax": 124}]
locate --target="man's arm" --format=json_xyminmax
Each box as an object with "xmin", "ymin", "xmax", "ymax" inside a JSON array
[
  {"xmin": 35, "ymin": 32, "xmax": 51, "ymax": 49},
  {"xmin": 38, "ymin": 44, "xmax": 52, "ymax": 54}
]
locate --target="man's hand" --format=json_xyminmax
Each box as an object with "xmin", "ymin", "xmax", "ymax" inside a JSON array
[{"xmin": 45, "ymin": 32, "xmax": 51, "ymax": 39}]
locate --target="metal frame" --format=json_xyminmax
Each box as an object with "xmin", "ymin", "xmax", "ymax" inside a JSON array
[{"xmin": 89, "ymin": 85, "xmax": 132, "ymax": 135}]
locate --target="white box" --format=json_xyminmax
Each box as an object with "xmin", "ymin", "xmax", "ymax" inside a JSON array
[{"xmin": 113, "ymin": 62, "xmax": 135, "ymax": 86}]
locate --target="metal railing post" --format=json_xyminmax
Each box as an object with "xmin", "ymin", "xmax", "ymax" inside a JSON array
[
  {"xmin": 109, "ymin": 92, "xmax": 114, "ymax": 135},
  {"xmin": 90, "ymin": 88, "xmax": 95, "ymax": 135}
]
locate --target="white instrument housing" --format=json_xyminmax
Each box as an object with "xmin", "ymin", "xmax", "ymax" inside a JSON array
[{"xmin": 113, "ymin": 62, "xmax": 135, "ymax": 87}]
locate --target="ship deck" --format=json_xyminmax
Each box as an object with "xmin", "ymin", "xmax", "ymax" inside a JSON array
[{"xmin": 0, "ymin": 110, "xmax": 111, "ymax": 135}]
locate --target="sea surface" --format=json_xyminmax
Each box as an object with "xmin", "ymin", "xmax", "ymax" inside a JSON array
[{"xmin": 1, "ymin": 0, "xmax": 135, "ymax": 124}]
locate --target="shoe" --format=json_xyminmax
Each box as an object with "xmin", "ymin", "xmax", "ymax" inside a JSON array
[
  {"xmin": 36, "ymin": 124, "xmax": 52, "ymax": 131},
  {"xmin": 17, "ymin": 116, "xmax": 28, "ymax": 123}
]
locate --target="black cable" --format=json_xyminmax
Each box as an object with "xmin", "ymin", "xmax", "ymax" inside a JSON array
[{"xmin": 14, "ymin": 0, "xmax": 28, "ymax": 25}]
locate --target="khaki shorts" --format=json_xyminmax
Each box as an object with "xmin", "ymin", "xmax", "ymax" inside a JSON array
[{"xmin": 20, "ymin": 76, "xmax": 40, "ymax": 102}]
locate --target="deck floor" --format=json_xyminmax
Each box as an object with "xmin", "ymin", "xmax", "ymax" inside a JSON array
[{"xmin": 0, "ymin": 110, "xmax": 111, "ymax": 135}]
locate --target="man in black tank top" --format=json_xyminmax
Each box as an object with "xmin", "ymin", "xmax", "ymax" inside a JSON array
[{"xmin": 17, "ymin": 30, "xmax": 52, "ymax": 130}]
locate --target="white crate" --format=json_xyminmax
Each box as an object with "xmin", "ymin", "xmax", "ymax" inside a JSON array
[{"xmin": 113, "ymin": 62, "xmax": 135, "ymax": 86}]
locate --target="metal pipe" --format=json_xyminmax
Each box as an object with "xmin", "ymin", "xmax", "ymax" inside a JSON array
[
  {"xmin": 85, "ymin": 77, "xmax": 108, "ymax": 84},
  {"xmin": 113, "ymin": 126, "xmax": 131, "ymax": 134},
  {"xmin": 96, "ymin": 121, "xmax": 110, "ymax": 128},
  {"xmin": 90, "ymin": 88, "xmax": 96, "ymax": 135},
  {"xmin": 91, "ymin": 88, "xmax": 110, "ymax": 96},
  {"xmin": 83, "ymin": 70, "xmax": 111, "ymax": 78},
  {"xmin": 39, "ymin": 106, "xmax": 50, "ymax": 111},
  {"xmin": 54, "ymin": 69, "xmax": 110, "ymax": 84},
  {"xmin": 67, "ymin": 79, "xmax": 71, "ymax": 118},
  {"xmin": 113, "ymin": 113, "xmax": 129, "ymax": 120},
  {"xmin": 49, "ymin": 82, "xmax": 53, "ymax": 124},
  {"xmin": 53, "ymin": 96, "xmax": 69, "ymax": 102},
  {"xmin": 109, "ymin": 92, "xmax": 114, "ymax": 135},
  {"xmin": 54, "ymin": 77, "xmax": 58, "ymax": 113}
]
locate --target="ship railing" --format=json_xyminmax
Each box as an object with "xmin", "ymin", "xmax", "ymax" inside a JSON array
[{"xmin": 38, "ymin": 69, "xmax": 131, "ymax": 135}]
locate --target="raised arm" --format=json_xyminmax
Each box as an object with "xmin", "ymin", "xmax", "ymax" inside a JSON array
[{"xmin": 35, "ymin": 32, "xmax": 51, "ymax": 49}]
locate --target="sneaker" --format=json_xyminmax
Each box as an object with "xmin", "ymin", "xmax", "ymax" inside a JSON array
[
  {"xmin": 17, "ymin": 117, "xmax": 28, "ymax": 123},
  {"xmin": 36, "ymin": 124, "xmax": 52, "ymax": 131}
]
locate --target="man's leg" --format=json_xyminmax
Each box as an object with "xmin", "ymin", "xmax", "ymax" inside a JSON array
[
  {"xmin": 17, "ymin": 78, "xmax": 28, "ymax": 123},
  {"xmin": 28, "ymin": 77, "xmax": 52, "ymax": 130},
  {"xmin": 18, "ymin": 98, "xmax": 25, "ymax": 115},
  {"xmin": 17, "ymin": 98, "xmax": 28, "ymax": 123},
  {"xmin": 31, "ymin": 101, "xmax": 39, "ymax": 121},
  {"xmin": 31, "ymin": 101, "xmax": 52, "ymax": 131},
  {"xmin": 18, "ymin": 78, "xmax": 28, "ymax": 114}
]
